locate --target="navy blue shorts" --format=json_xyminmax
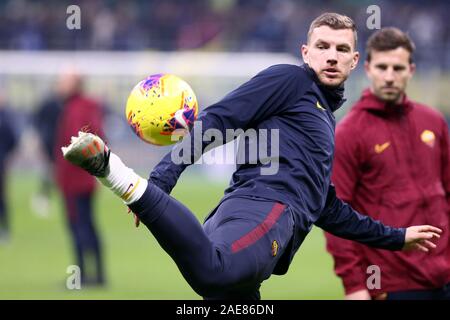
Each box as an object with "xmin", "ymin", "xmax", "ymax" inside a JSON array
[
  {"xmin": 132, "ymin": 182, "xmax": 297, "ymax": 299},
  {"xmin": 202, "ymin": 196, "xmax": 295, "ymax": 298}
]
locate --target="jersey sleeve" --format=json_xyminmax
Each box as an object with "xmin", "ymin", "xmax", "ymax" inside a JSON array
[
  {"xmin": 150, "ymin": 64, "xmax": 303, "ymax": 193},
  {"xmin": 315, "ymin": 184, "xmax": 406, "ymax": 250}
]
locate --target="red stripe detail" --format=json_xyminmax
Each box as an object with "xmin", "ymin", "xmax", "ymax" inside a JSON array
[
  {"xmin": 93, "ymin": 139, "xmax": 101, "ymax": 152},
  {"xmin": 231, "ymin": 203, "xmax": 286, "ymax": 253},
  {"xmin": 88, "ymin": 143, "xmax": 96, "ymax": 155}
]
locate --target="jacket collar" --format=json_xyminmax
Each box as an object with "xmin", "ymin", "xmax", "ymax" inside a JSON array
[
  {"xmin": 356, "ymin": 88, "xmax": 413, "ymax": 115},
  {"xmin": 301, "ymin": 63, "xmax": 346, "ymax": 112}
]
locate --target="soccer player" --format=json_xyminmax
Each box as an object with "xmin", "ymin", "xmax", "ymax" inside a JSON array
[
  {"xmin": 62, "ymin": 14, "xmax": 441, "ymax": 299},
  {"xmin": 54, "ymin": 68, "xmax": 106, "ymax": 286},
  {"xmin": 325, "ymin": 27, "xmax": 450, "ymax": 300}
]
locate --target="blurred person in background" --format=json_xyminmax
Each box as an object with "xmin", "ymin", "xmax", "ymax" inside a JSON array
[
  {"xmin": 325, "ymin": 27, "xmax": 450, "ymax": 300},
  {"xmin": 32, "ymin": 85, "xmax": 64, "ymax": 217},
  {"xmin": 54, "ymin": 67, "xmax": 106, "ymax": 286},
  {"xmin": 0, "ymin": 92, "xmax": 19, "ymax": 243}
]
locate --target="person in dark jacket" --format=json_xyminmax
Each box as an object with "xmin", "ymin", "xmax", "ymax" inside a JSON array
[
  {"xmin": 32, "ymin": 94, "xmax": 63, "ymax": 217},
  {"xmin": 62, "ymin": 14, "xmax": 441, "ymax": 299},
  {"xmin": 0, "ymin": 95, "xmax": 18, "ymax": 242},
  {"xmin": 54, "ymin": 67, "xmax": 106, "ymax": 286},
  {"xmin": 325, "ymin": 27, "xmax": 450, "ymax": 300}
]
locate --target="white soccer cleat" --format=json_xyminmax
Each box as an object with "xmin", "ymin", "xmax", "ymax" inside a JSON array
[{"xmin": 62, "ymin": 131, "xmax": 110, "ymax": 177}]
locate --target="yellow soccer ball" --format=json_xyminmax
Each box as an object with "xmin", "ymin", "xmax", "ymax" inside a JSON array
[{"xmin": 125, "ymin": 74, "xmax": 198, "ymax": 146}]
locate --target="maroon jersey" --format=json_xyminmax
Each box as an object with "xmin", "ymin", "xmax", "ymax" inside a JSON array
[
  {"xmin": 326, "ymin": 89, "xmax": 450, "ymax": 296},
  {"xmin": 54, "ymin": 94, "xmax": 104, "ymax": 195}
]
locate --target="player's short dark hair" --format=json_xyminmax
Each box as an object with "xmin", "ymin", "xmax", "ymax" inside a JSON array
[
  {"xmin": 308, "ymin": 13, "xmax": 357, "ymax": 48},
  {"xmin": 366, "ymin": 27, "xmax": 416, "ymax": 63}
]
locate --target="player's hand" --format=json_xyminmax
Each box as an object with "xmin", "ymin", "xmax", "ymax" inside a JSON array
[
  {"xmin": 345, "ymin": 289, "xmax": 371, "ymax": 300},
  {"xmin": 127, "ymin": 207, "xmax": 141, "ymax": 228},
  {"xmin": 403, "ymin": 225, "xmax": 442, "ymax": 252}
]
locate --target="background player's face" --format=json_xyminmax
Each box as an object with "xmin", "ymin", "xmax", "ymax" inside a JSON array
[
  {"xmin": 365, "ymin": 48, "xmax": 415, "ymax": 104},
  {"xmin": 302, "ymin": 26, "xmax": 359, "ymax": 87},
  {"xmin": 56, "ymin": 69, "xmax": 83, "ymax": 100}
]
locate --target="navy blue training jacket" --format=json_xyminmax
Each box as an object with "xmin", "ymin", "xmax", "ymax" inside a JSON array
[{"xmin": 150, "ymin": 64, "xmax": 406, "ymax": 272}]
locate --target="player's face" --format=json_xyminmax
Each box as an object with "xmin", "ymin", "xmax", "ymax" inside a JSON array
[
  {"xmin": 302, "ymin": 26, "xmax": 359, "ymax": 87},
  {"xmin": 365, "ymin": 48, "xmax": 415, "ymax": 104}
]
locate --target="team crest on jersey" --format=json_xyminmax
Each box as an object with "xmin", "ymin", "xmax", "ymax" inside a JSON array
[
  {"xmin": 271, "ymin": 240, "xmax": 279, "ymax": 257},
  {"xmin": 421, "ymin": 130, "xmax": 435, "ymax": 147}
]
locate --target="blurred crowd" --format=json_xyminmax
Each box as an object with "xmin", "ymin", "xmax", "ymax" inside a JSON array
[{"xmin": 0, "ymin": 0, "xmax": 449, "ymax": 70}]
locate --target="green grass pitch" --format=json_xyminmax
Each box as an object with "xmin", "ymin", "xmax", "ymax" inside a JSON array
[{"xmin": 0, "ymin": 171, "xmax": 343, "ymax": 299}]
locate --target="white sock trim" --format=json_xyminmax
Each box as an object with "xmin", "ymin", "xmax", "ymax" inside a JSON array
[{"xmin": 98, "ymin": 152, "xmax": 148, "ymax": 205}]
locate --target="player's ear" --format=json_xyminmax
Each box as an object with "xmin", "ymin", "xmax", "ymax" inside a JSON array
[
  {"xmin": 350, "ymin": 51, "xmax": 360, "ymax": 70},
  {"xmin": 301, "ymin": 44, "xmax": 309, "ymax": 64},
  {"xmin": 364, "ymin": 60, "xmax": 370, "ymax": 75},
  {"xmin": 409, "ymin": 63, "xmax": 416, "ymax": 77}
]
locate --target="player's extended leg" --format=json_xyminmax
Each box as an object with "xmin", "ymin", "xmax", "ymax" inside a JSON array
[
  {"xmin": 63, "ymin": 192, "xmax": 104, "ymax": 285},
  {"xmin": 130, "ymin": 184, "xmax": 294, "ymax": 298},
  {"xmin": 75, "ymin": 192, "xmax": 104, "ymax": 285},
  {"xmin": 63, "ymin": 194, "xmax": 86, "ymax": 283},
  {"xmin": 62, "ymin": 132, "xmax": 294, "ymax": 298}
]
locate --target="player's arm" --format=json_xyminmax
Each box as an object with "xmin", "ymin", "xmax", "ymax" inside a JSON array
[
  {"xmin": 316, "ymin": 184, "xmax": 405, "ymax": 249},
  {"xmin": 150, "ymin": 64, "xmax": 302, "ymax": 193},
  {"xmin": 315, "ymin": 184, "xmax": 441, "ymax": 251}
]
